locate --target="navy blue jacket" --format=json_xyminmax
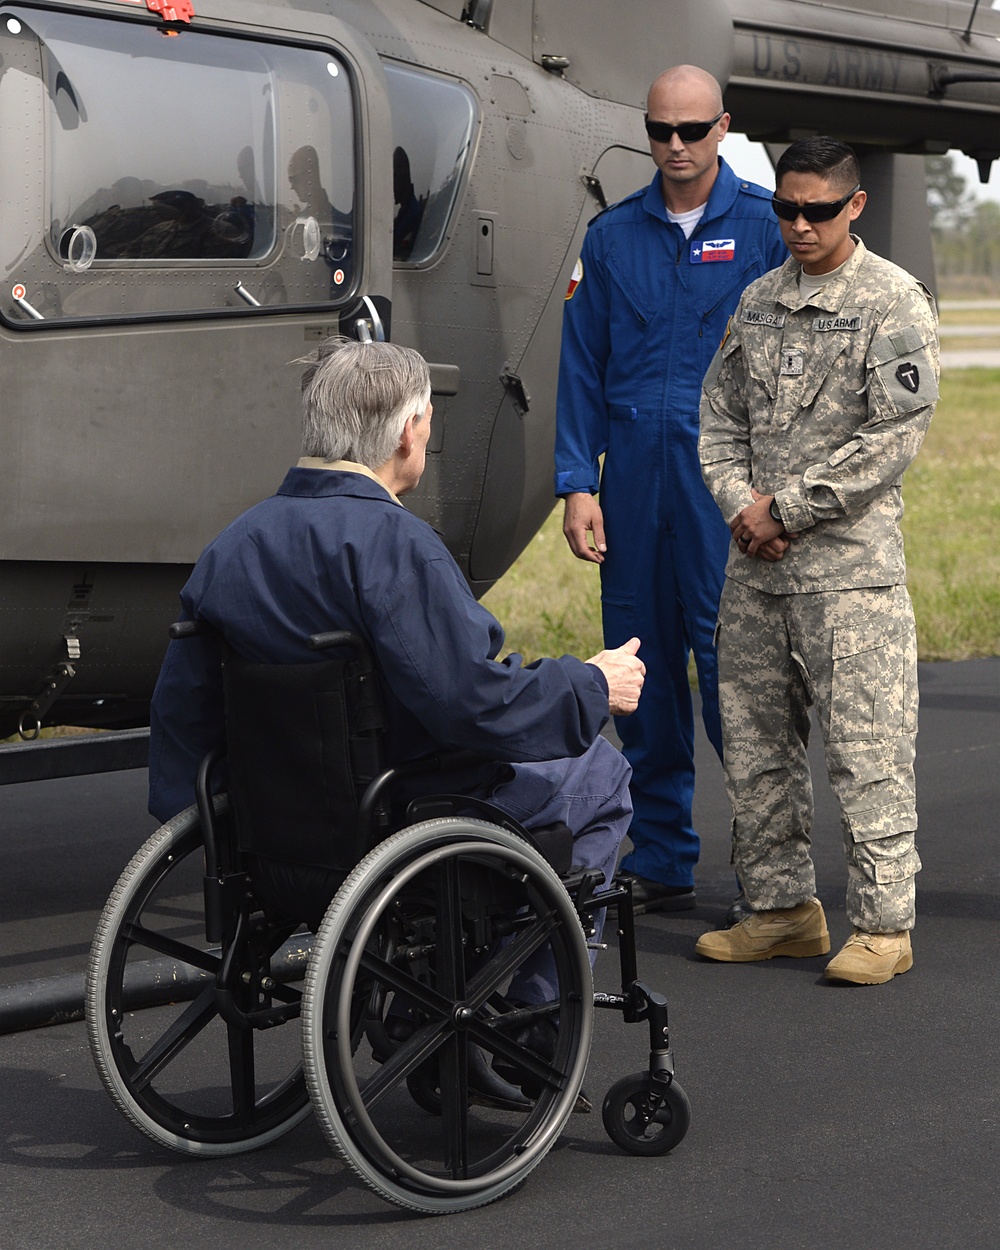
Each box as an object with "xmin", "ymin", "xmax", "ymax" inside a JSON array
[{"xmin": 148, "ymin": 467, "xmax": 610, "ymax": 822}]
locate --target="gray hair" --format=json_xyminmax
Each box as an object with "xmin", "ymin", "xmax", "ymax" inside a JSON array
[{"xmin": 298, "ymin": 337, "xmax": 431, "ymax": 469}]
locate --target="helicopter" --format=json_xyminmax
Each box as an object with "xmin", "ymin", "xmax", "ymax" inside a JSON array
[{"xmin": 1, "ymin": 0, "xmax": 999, "ymax": 769}]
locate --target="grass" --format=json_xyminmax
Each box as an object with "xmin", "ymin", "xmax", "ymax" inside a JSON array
[
  {"xmin": 901, "ymin": 368, "xmax": 1000, "ymax": 660},
  {"xmin": 483, "ymin": 368, "xmax": 1000, "ymax": 665},
  {"xmin": 938, "ymin": 305, "xmax": 1000, "ymax": 325}
]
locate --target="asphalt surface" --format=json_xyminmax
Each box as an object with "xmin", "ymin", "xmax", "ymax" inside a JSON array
[{"xmin": 1, "ymin": 657, "xmax": 997, "ymax": 1250}]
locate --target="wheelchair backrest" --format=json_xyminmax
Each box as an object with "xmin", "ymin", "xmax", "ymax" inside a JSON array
[{"xmin": 222, "ymin": 646, "xmax": 386, "ymax": 872}]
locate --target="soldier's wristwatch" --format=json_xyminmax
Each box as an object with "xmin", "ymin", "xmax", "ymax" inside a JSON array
[{"xmin": 769, "ymin": 498, "xmax": 782, "ymax": 523}]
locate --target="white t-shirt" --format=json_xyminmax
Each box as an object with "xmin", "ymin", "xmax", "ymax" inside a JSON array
[{"xmin": 666, "ymin": 204, "xmax": 706, "ymax": 240}]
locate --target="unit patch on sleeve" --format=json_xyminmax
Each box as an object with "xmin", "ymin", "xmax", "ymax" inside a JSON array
[
  {"xmin": 895, "ymin": 362, "xmax": 920, "ymax": 393},
  {"xmin": 691, "ymin": 239, "xmax": 736, "ymax": 263},
  {"xmin": 565, "ymin": 257, "xmax": 583, "ymax": 300}
]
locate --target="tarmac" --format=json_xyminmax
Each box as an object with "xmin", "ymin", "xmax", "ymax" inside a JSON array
[{"xmin": 1, "ymin": 656, "xmax": 997, "ymax": 1250}]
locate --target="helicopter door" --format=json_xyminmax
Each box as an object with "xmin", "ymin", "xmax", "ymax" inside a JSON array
[{"xmin": 0, "ymin": 5, "xmax": 393, "ymax": 564}]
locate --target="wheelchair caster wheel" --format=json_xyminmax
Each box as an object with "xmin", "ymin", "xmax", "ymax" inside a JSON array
[{"xmin": 602, "ymin": 1072, "xmax": 690, "ymax": 1156}]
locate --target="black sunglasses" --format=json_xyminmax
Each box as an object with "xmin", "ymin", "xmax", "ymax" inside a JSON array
[
  {"xmin": 770, "ymin": 184, "xmax": 861, "ymax": 223},
  {"xmin": 643, "ymin": 110, "xmax": 724, "ymax": 144}
]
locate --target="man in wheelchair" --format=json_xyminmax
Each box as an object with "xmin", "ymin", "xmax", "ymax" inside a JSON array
[
  {"xmin": 149, "ymin": 339, "xmax": 643, "ymax": 1057},
  {"xmin": 85, "ymin": 336, "xmax": 692, "ymax": 1211}
]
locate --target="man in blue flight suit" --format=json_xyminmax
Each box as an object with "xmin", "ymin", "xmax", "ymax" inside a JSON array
[
  {"xmin": 555, "ymin": 65, "xmax": 786, "ymax": 914},
  {"xmin": 149, "ymin": 336, "xmax": 645, "ymax": 1017}
]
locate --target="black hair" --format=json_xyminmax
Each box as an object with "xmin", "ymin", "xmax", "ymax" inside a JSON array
[{"xmin": 775, "ymin": 137, "xmax": 860, "ymax": 194}]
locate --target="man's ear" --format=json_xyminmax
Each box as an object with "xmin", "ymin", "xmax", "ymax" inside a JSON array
[{"xmin": 398, "ymin": 412, "xmax": 417, "ymax": 457}]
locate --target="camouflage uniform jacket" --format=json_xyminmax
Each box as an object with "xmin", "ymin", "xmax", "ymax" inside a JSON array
[{"xmin": 699, "ymin": 238, "xmax": 939, "ymax": 593}]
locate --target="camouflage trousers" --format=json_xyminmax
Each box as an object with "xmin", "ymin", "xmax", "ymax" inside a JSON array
[{"xmin": 716, "ymin": 580, "xmax": 920, "ymax": 932}]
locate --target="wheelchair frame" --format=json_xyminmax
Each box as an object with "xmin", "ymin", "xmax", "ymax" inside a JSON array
[{"xmin": 86, "ymin": 626, "xmax": 689, "ymax": 1213}]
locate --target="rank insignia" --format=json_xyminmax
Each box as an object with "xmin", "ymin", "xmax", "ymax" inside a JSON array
[{"xmin": 780, "ymin": 349, "xmax": 804, "ymax": 376}]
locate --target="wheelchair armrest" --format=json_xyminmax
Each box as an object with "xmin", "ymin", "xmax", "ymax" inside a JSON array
[
  {"xmin": 307, "ymin": 630, "xmax": 373, "ymax": 665},
  {"xmin": 169, "ymin": 619, "xmax": 214, "ymax": 640},
  {"xmin": 358, "ymin": 750, "xmax": 492, "ymax": 819}
]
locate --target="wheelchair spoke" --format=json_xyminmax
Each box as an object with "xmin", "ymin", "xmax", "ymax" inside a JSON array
[
  {"xmin": 435, "ymin": 857, "xmax": 467, "ymax": 1001},
  {"xmin": 469, "ymin": 1016, "xmax": 561, "ymax": 1091},
  {"xmin": 465, "ymin": 905, "xmax": 562, "ymax": 1009},
  {"xmin": 437, "ymin": 1034, "xmax": 470, "ymax": 1179},
  {"xmin": 128, "ymin": 985, "xmax": 219, "ymax": 1091},
  {"xmin": 120, "ymin": 921, "xmax": 221, "ymax": 974},
  {"xmin": 227, "ymin": 1018, "xmax": 256, "ymax": 1121},
  {"xmin": 359, "ymin": 1017, "xmax": 450, "ymax": 1110},
  {"xmin": 357, "ymin": 947, "xmax": 454, "ymax": 1019}
]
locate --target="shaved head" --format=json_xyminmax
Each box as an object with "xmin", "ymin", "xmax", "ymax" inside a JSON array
[
  {"xmin": 644, "ymin": 65, "xmax": 729, "ymax": 209},
  {"xmin": 647, "ymin": 65, "xmax": 724, "ymax": 117}
]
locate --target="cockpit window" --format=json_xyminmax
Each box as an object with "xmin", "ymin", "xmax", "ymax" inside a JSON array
[
  {"xmin": 383, "ymin": 62, "xmax": 477, "ymax": 266},
  {"xmin": 0, "ymin": 7, "xmax": 357, "ymax": 325}
]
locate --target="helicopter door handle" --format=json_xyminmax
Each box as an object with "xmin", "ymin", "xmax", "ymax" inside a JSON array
[{"xmin": 352, "ymin": 295, "xmax": 385, "ymax": 343}]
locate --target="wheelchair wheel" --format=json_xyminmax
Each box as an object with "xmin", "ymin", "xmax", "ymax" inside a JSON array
[
  {"xmin": 86, "ymin": 801, "xmax": 312, "ymax": 1155},
  {"xmin": 302, "ymin": 818, "xmax": 594, "ymax": 1214},
  {"xmin": 601, "ymin": 1072, "xmax": 691, "ymax": 1156}
]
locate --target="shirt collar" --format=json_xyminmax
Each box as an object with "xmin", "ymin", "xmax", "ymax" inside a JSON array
[
  {"xmin": 642, "ymin": 156, "xmax": 739, "ymax": 226},
  {"xmin": 775, "ymin": 236, "xmax": 867, "ymax": 312},
  {"xmin": 295, "ymin": 457, "xmax": 402, "ymax": 505}
]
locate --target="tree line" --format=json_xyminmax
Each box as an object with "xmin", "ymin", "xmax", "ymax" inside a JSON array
[{"xmin": 926, "ymin": 154, "xmax": 1000, "ymax": 297}]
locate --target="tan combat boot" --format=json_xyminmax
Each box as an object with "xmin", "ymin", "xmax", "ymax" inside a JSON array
[
  {"xmin": 695, "ymin": 898, "xmax": 830, "ymax": 962},
  {"xmin": 824, "ymin": 929, "xmax": 912, "ymax": 985}
]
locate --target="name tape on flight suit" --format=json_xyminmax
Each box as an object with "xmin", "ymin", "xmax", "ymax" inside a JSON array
[{"xmin": 691, "ymin": 239, "xmax": 736, "ymax": 263}]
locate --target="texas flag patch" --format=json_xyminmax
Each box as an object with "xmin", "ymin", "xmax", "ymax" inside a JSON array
[
  {"xmin": 691, "ymin": 238, "xmax": 736, "ymax": 263},
  {"xmin": 565, "ymin": 257, "xmax": 583, "ymax": 299}
]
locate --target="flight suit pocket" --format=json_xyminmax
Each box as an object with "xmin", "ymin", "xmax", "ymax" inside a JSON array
[
  {"xmin": 606, "ymin": 257, "xmax": 652, "ymax": 328},
  {"xmin": 599, "ymin": 591, "xmax": 639, "ymax": 649}
]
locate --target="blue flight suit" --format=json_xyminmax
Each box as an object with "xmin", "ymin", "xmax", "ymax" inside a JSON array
[
  {"xmin": 555, "ymin": 157, "xmax": 785, "ymax": 889},
  {"xmin": 148, "ymin": 466, "xmax": 631, "ymax": 1001}
]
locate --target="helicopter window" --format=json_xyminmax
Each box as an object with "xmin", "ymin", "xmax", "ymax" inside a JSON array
[
  {"xmin": 383, "ymin": 62, "xmax": 476, "ymax": 265},
  {"xmin": 0, "ymin": 7, "xmax": 358, "ymax": 325}
]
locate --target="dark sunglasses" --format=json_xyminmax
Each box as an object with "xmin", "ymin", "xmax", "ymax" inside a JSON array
[
  {"xmin": 770, "ymin": 184, "xmax": 861, "ymax": 223},
  {"xmin": 643, "ymin": 110, "xmax": 724, "ymax": 144}
]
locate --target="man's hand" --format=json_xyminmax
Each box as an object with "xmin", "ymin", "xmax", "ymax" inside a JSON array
[
  {"xmin": 587, "ymin": 636, "xmax": 644, "ymax": 715},
  {"xmin": 730, "ymin": 489, "xmax": 799, "ymax": 560},
  {"xmin": 755, "ymin": 535, "xmax": 792, "ymax": 562},
  {"xmin": 562, "ymin": 492, "xmax": 607, "ymax": 564}
]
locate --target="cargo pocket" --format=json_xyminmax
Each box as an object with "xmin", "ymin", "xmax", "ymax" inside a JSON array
[
  {"xmin": 830, "ymin": 618, "xmax": 913, "ymax": 741},
  {"xmin": 849, "ymin": 831, "xmax": 921, "ymax": 885}
]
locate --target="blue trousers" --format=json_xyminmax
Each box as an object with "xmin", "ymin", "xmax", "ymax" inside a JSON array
[
  {"xmin": 599, "ymin": 430, "xmax": 729, "ymax": 889},
  {"xmin": 488, "ymin": 735, "xmax": 632, "ymax": 1003}
]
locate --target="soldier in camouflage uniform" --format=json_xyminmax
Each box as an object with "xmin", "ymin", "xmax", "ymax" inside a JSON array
[{"xmin": 695, "ymin": 137, "xmax": 939, "ymax": 985}]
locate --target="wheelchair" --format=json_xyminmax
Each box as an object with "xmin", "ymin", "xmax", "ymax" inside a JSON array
[{"xmin": 86, "ymin": 625, "xmax": 690, "ymax": 1214}]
